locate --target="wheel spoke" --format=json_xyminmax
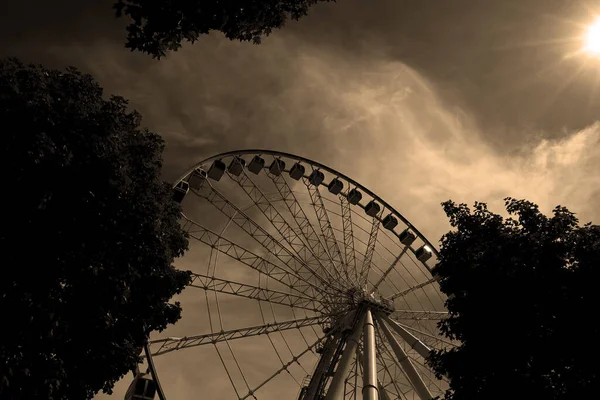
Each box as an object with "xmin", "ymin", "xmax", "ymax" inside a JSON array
[
  {"xmin": 228, "ymin": 168, "xmax": 349, "ymax": 292},
  {"xmin": 371, "ymin": 246, "xmax": 410, "ymax": 292},
  {"xmin": 340, "ymin": 196, "xmax": 360, "ymax": 286},
  {"xmin": 192, "ymin": 182, "xmax": 340, "ymax": 297},
  {"xmin": 181, "ymin": 214, "xmax": 332, "ymax": 304},
  {"xmin": 359, "ymin": 216, "xmax": 382, "ymax": 287},
  {"xmin": 188, "ymin": 273, "xmax": 333, "ymax": 312},
  {"xmin": 148, "ymin": 315, "xmax": 334, "ymax": 356},
  {"xmin": 303, "ymin": 174, "xmax": 347, "ymax": 283},
  {"xmin": 262, "ymin": 167, "xmax": 349, "ymax": 288},
  {"xmin": 240, "ymin": 333, "xmax": 328, "ymax": 400},
  {"xmin": 390, "ymin": 310, "xmax": 448, "ymax": 321},
  {"xmin": 387, "ymin": 276, "xmax": 438, "ymax": 301}
]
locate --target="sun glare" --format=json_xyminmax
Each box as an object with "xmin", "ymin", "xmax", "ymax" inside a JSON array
[{"xmin": 584, "ymin": 17, "xmax": 600, "ymax": 54}]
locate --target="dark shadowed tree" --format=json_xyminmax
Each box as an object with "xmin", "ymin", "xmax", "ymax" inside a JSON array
[
  {"xmin": 0, "ymin": 58, "xmax": 191, "ymax": 399},
  {"xmin": 428, "ymin": 198, "xmax": 599, "ymax": 400},
  {"xmin": 114, "ymin": 0, "xmax": 334, "ymax": 58}
]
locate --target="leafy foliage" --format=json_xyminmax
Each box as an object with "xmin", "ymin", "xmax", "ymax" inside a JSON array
[
  {"xmin": 428, "ymin": 198, "xmax": 599, "ymax": 400},
  {"xmin": 0, "ymin": 58, "xmax": 191, "ymax": 399},
  {"xmin": 114, "ymin": 0, "xmax": 334, "ymax": 58}
]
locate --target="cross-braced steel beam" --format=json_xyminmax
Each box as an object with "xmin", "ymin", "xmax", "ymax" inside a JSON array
[
  {"xmin": 371, "ymin": 246, "xmax": 409, "ymax": 292},
  {"xmin": 359, "ymin": 218, "xmax": 381, "ymax": 287},
  {"xmin": 188, "ymin": 273, "xmax": 332, "ymax": 312},
  {"xmin": 181, "ymin": 215, "xmax": 331, "ymax": 304},
  {"xmin": 340, "ymin": 196, "xmax": 359, "ymax": 285},
  {"xmin": 193, "ymin": 183, "xmax": 341, "ymax": 297},
  {"xmin": 148, "ymin": 314, "xmax": 333, "ymax": 356},
  {"xmin": 304, "ymin": 178, "xmax": 346, "ymax": 282},
  {"xmin": 387, "ymin": 277, "xmax": 438, "ymax": 301},
  {"xmin": 228, "ymin": 170, "xmax": 348, "ymax": 292},
  {"xmin": 390, "ymin": 310, "xmax": 448, "ymax": 321}
]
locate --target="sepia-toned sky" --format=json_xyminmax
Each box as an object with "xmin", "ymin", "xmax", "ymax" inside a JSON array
[{"xmin": 3, "ymin": 0, "xmax": 600, "ymax": 398}]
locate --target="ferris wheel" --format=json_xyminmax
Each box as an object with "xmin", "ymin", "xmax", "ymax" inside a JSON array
[{"xmin": 130, "ymin": 150, "xmax": 456, "ymax": 400}]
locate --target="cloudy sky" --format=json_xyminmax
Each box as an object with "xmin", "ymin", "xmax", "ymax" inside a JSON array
[{"xmin": 3, "ymin": 0, "xmax": 600, "ymax": 398}]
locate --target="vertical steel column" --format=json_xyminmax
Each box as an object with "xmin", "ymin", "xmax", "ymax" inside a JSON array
[
  {"xmin": 362, "ymin": 309, "xmax": 378, "ymax": 400},
  {"xmin": 302, "ymin": 330, "xmax": 342, "ymax": 400},
  {"xmin": 325, "ymin": 311, "xmax": 366, "ymax": 400},
  {"xmin": 378, "ymin": 318, "xmax": 433, "ymax": 400},
  {"xmin": 358, "ymin": 350, "xmax": 390, "ymax": 400}
]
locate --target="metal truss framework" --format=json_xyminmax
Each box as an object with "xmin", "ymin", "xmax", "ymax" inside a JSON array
[
  {"xmin": 181, "ymin": 215, "xmax": 331, "ymax": 307},
  {"xmin": 188, "ymin": 272, "xmax": 331, "ymax": 312},
  {"xmin": 148, "ymin": 314, "xmax": 334, "ymax": 357},
  {"xmin": 340, "ymin": 195, "xmax": 359, "ymax": 285},
  {"xmin": 144, "ymin": 150, "xmax": 451, "ymax": 400}
]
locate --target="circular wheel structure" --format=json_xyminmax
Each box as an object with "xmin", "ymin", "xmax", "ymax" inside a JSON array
[{"xmin": 143, "ymin": 150, "xmax": 456, "ymax": 400}]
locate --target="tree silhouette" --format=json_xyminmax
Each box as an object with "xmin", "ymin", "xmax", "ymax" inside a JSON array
[
  {"xmin": 0, "ymin": 58, "xmax": 191, "ymax": 399},
  {"xmin": 428, "ymin": 198, "xmax": 599, "ymax": 400},
  {"xmin": 114, "ymin": 0, "xmax": 333, "ymax": 58}
]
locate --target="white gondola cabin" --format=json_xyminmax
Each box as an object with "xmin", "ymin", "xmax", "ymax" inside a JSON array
[
  {"xmin": 382, "ymin": 214, "xmax": 398, "ymax": 230},
  {"xmin": 415, "ymin": 245, "xmax": 433, "ymax": 262},
  {"xmin": 248, "ymin": 155, "xmax": 265, "ymax": 174},
  {"xmin": 398, "ymin": 229, "xmax": 416, "ymax": 246},
  {"xmin": 187, "ymin": 168, "xmax": 207, "ymax": 190},
  {"xmin": 289, "ymin": 162, "xmax": 305, "ymax": 180},
  {"xmin": 228, "ymin": 156, "xmax": 246, "ymax": 176},
  {"xmin": 308, "ymin": 170, "xmax": 325, "ymax": 186},
  {"xmin": 328, "ymin": 178, "xmax": 343, "ymax": 195},
  {"xmin": 172, "ymin": 181, "xmax": 189, "ymax": 203},
  {"xmin": 365, "ymin": 200, "xmax": 380, "ymax": 217},
  {"xmin": 207, "ymin": 159, "xmax": 226, "ymax": 181},
  {"xmin": 124, "ymin": 374, "xmax": 156, "ymax": 400},
  {"xmin": 269, "ymin": 159, "xmax": 286, "ymax": 176},
  {"xmin": 347, "ymin": 188, "xmax": 362, "ymax": 205}
]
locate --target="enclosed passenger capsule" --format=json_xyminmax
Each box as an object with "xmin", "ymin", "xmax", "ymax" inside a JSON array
[
  {"xmin": 269, "ymin": 159, "xmax": 286, "ymax": 176},
  {"xmin": 382, "ymin": 214, "xmax": 398, "ymax": 230},
  {"xmin": 309, "ymin": 170, "xmax": 325, "ymax": 186},
  {"xmin": 347, "ymin": 188, "xmax": 362, "ymax": 205},
  {"xmin": 398, "ymin": 229, "xmax": 416, "ymax": 246},
  {"xmin": 328, "ymin": 178, "xmax": 344, "ymax": 195},
  {"xmin": 289, "ymin": 163, "xmax": 305, "ymax": 180},
  {"xmin": 365, "ymin": 200, "xmax": 381, "ymax": 217},
  {"xmin": 228, "ymin": 156, "xmax": 246, "ymax": 176},
  {"xmin": 247, "ymin": 155, "xmax": 265, "ymax": 174},
  {"xmin": 172, "ymin": 181, "xmax": 189, "ymax": 203},
  {"xmin": 207, "ymin": 159, "xmax": 226, "ymax": 181},
  {"xmin": 125, "ymin": 374, "xmax": 156, "ymax": 400},
  {"xmin": 415, "ymin": 245, "xmax": 433, "ymax": 263},
  {"xmin": 187, "ymin": 168, "xmax": 207, "ymax": 190}
]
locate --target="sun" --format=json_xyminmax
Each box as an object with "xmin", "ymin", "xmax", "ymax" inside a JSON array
[{"xmin": 584, "ymin": 17, "xmax": 600, "ymax": 54}]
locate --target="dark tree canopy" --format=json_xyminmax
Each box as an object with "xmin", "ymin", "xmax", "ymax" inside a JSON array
[
  {"xmin": 114, "ymin": 0, "xmax": 334, "ymax": 58},
  {"xmin": 0, "ymin": 58, "xmax": 191, "ymax": 399},
  {"xmin": 428, "ymin": 198, "xmax": 600, "ymax": 400}
]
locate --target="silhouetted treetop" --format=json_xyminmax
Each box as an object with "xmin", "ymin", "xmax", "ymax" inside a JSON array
[
  {"xmin": 114, "ymin": 0, "xmax": 334, "ymax": 58},
  {"xmin": 0, "ymin": 57, "xmax": 191, "ymax": 399},
  {"xmin": 428, "ymin": 198, "xmax": 599, "ymax": 400}
]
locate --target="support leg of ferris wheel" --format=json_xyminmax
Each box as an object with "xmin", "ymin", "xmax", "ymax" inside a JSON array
[
  {"xmin": 302, "ymin": 311, "xmax": 358, "ymax": 400},
  {"xmin": 362, "ymin": 309, "xmax": 378, "ymax": 400},
  {"xmin": 377, "ymin": 316, "xmax": 433, "ymax": 400},
  {"xmin": 356, "ymin": 350, "xmax": 391, "ymax": 400},
  {"xmin": 381, "ymin": 314, "xmax": 431, "ymax": 360},
  {"xmin": 325, "ymin": 311, "xmax": 367, "ymax": 400}
]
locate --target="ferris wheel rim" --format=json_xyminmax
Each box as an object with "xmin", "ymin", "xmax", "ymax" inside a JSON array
[{"xmin": 174, "ymin": 149, "xmax": 440, "ymax": 261}]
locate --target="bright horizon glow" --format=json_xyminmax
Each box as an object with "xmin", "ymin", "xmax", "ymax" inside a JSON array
[{"xmin": 584, "ymin": 17, "xmax": 600, "ymax": 54}]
